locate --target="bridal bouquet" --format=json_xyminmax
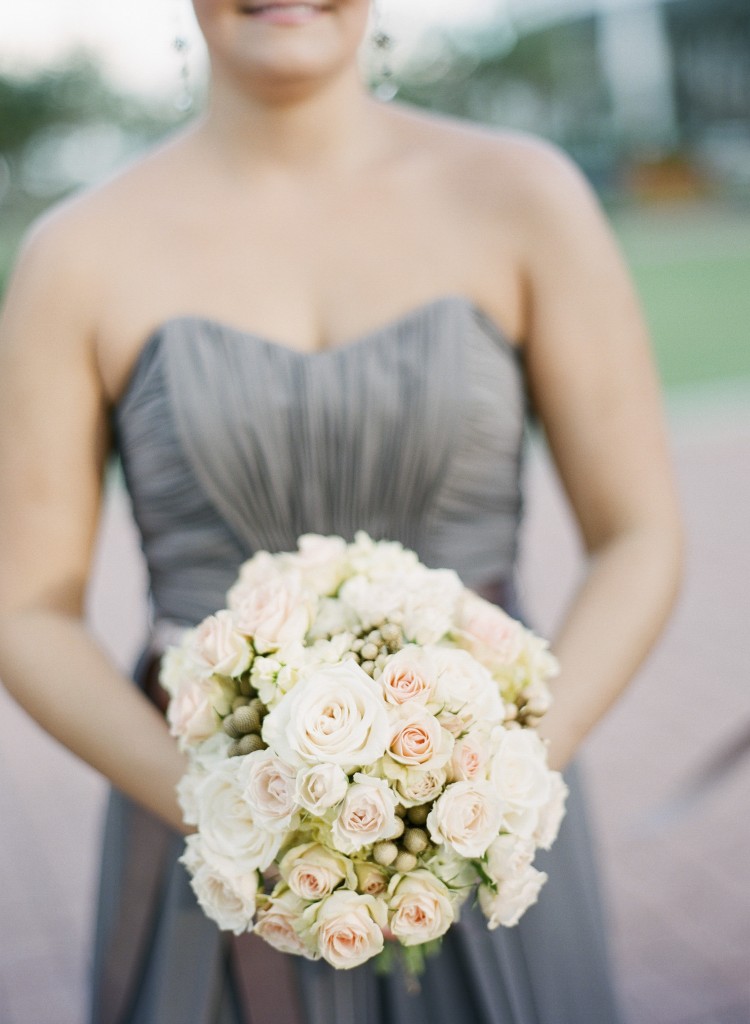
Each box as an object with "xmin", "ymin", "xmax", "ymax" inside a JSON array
[{"xmin": 162, "ymin": 533, "xmax": 567, "ymax": 971}]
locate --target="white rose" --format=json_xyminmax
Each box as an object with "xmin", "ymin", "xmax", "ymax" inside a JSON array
[
  {"xmin": 447, "ymin": 729, "xmax": 492, "ymax": 783},
  {"xmin": 306, "ymin": 598, "xmax": 360, "ymax": 642},
  {"xmin": 423, "ymin": 845, "xmax": 478, "ymax": 906},
  {"xmin": 230, "ymin": 573, "xmax": 314, "ymax": 654},
  {"xmin": 490, "ymin": 728, "xmax": 551, "ymax": 813},
  {"xmin": 533, "ymin": 772, "xmax": 568, "ymax": 850},
  {"xmin": 254, "ymin": 888, "xmax": 320, "ymax": 959},
  {"xmin": 262, "ymin": 662, "xmax": 389, "ymax": 771},
  {"xmin": 380, "ymin": 647, "xmax": 438, "ymax": 706},
  {"xmin": 400, "ymin": 568, "xmax": 463, "ymax": 645},
  {"xmin": 181, "ymin": 834, "xmax": 258, "ymax": 935},
  {"xmin": 228, "ymin": 550, "xmax": 284, "ymax": 595},
  {"xmin": 348, "ymin": 532, "xmax": 420, "ymax": 578},
  {"xmin": 295, "ymin": 763, "xmax": 349, "ymax": 814},
  {"xmin": 159, "ymin": 641, "xmax": 201, "ymax": 699},
  {"xmin": 237, "ymin": 750, "xmax": 298, "ymax": 832},
  {"xmin": 189, "ymin": 610, "xmax": 252, "ymax": 678},
  {"xmin": 280, "ymin": 843, "xmax": 355, "ymax": 901},
  {"xmin": 337, "ymin": 574, "xmax": 406, "ymax": 632},
  {"xmin": 426, "ymin": 780, "xmax": 504, "ymax": 859},
  {"xmin": 455, "ymin": 592, "xmax": 525, "ymax": 668},
  {"xmin": 430, "ymin": 647, "xmax": 505, "ymax": 735},
  {"xmin": 195, "ymin": 761, "xmax": 282, "ymax": 871},
  {"xmin": 303, "ymin": 890, "xmax": 387, "ymax": 969},
  {"xmin": 280, "ymin": 534, "xmax": 350, "ymax": 596},
  {"xmin": 250, "ymin": 655, "xmax": 282, "ymax": 707},
  {"xmin": 331, "ymin": 775, "xmax": 401, "ymax": 854},
  {"xmin": 485, "ymin": 834, "xmax": 536, "ymax": 882},
  {"xmin": 478, "ymin": 865, "xmax": 548, "ymax": 928},
  {"xmin": 387, "ymin": 870, "xmax": 455, "ymax": 946},
  {"xmin": 176, "ymin": 768, "xmax": 203, "ymax": 827}
]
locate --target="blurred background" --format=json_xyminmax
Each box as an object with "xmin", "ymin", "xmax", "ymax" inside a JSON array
[{"xmin": 1, "ymin": 1, "xmax": 748, "ymax": 1022}]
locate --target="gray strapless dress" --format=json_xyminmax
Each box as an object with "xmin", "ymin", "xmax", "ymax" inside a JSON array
[{"xmin": 94, "ymin": 295, "xmax": 624, "ymax": 1024}]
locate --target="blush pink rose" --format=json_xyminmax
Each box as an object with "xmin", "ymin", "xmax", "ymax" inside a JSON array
[
  {"xmin": 387, "ymin": 706, "xmax": 453, "ymax": 770},
  {"xmin": 230, "ymin": 574, "xmax": 312, "ymax": 654},
  {"xmin": 456, "ymin": 593, "xmax": 524, "ymax": 667},
  {"xmin": 380, "ymin": 647, "xmax": 437, "ymax": 706}
]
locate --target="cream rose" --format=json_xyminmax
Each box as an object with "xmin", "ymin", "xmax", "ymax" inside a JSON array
[
  {"xmin": 280, "ymin": 534, "xmax": 350, "ymax": 596},
  {"xmin": 195, "ymin": 761, "xmax": 282, "ymax": 871},
  {"xmin": 380, "ymin": 647, "xmax": 437, "ymax": 706},
  {"xmin": 181, "ymin": 835, "xmax": 258, "ymax": 935},
  {"xmin": 534, "ymin": 772, "xmax": 568, "ymax": 850},
  {"xmin": 426, "ymin": 779, "xmax": 504, "ymax": 859},
  {"xmin": 430, "ymin": 647, "xmax": 505, "ymax": 735},
  {"xmin": 331, "ymin": 775, "xmax": 401, "ymax": 854},
  {"xmin": 355, "ymin": 862, "xmax": 389, "ymax": 897},
  {"xmin": 306, "ymin": 598, "xmax": 359, "ymax": 642},
  {"xmin": 303, "ymin": 890, "xmax": 387, "ymax": 969},
  {"xmin": 167, "ymin": 668, "xmax": 231, "ymax": 748},
  {"xmin": 261, "ymin": 662, "xmax": 389, "ymax": 771},
  {"xmin": 294, "ymin": 763, "xmax": 349, "ymax": 814},
  {"xmin": 230, "ymin": 573, "xmax": 313, "ymax": 654},
  {"xmin": 190, "ymin": 610, "xmax": 252, "ymax": 678},
  {"xmin": 237, "ymin": 750, "xmax": 298, "ymax": 833},
  {"xmin": 387, "ymin": 870, "xmax": 455, "ymax": 946},
  {"xmin": 254, "ymin": 888, "xmax": 320, "ymax": 959},
  {"xmin": 490, "ymin": 728, "xmax": 551, "ymax": 812},
  {"xmin": 478, "ymin": 865, "xmax": 548, "ymax": 928},
  {"xmin": 386, "ymin": 705, "xmax": 453, "ymax": 771},
  {"xmin": 384, "ymin": 764, "xmax": 446, "ymax": 808},
  {"xmin": 485, "ymin": 833, "xmax": 536, "ymax": 882},
  {"xmin": 456, "ymin": 592, "xmax": 525, "ymax": 668},
  {"xmin": 400, "ymin": 568, "xmax": 463, "ymax": 645},
  {"xmin": 280, "ymin": 843, "xmax": 354, "ymax": 901}
]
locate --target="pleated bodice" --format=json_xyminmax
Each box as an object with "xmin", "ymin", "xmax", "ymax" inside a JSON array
[{"xmin": 112, "ymin": 295, "xmax": 526, "ymax": 627}]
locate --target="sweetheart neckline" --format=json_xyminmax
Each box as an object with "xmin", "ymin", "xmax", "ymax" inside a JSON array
[{"xmin": 113, "ymin": 294, "xmax": 521, "ymax": 411}]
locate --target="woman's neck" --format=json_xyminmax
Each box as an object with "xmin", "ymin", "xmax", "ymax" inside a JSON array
[{"xmin": 193, "ymin": 65, "xmax": 387, "ymax": 176}]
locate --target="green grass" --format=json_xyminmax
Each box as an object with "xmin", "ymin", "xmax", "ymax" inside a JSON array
[{"xmin": 609, "ymin": 201, "xmax": 750, "ymax": 389}]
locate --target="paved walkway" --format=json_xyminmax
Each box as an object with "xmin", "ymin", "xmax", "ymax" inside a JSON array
[{"xmin": 1, "ymin": 397, "xmax": 749, "ymax": 1024}]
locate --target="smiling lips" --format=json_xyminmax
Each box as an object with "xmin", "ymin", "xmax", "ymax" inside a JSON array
[{"xmin": 241, "ymin": 2, "xmax": 332, "ymax": 24}]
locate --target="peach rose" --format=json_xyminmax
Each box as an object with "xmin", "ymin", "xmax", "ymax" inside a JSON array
[
  {"xmin": 279, "ymin": 843, "xmax": 354, "ymax": 901},
  {"xmin": 304, "ymin": 890, "xmax": 387, "ymax": 969},
  {"xmin": 387, "ymin": 706, "xmax": 453, "ymax": 771},
  {"xmin": 387, "ymin": 870, "xmax": 455, "ymax": 946},
  {"xmin": 380, "ymin": 647, "xmax": 437, "ymax": 706},
  {"xmin": 254, "ymin": 888, "xmax": 320, "ymax": 959},
  {"xmin": 331, "ymin": 775, "xmax": 401, "ymax": 854}
]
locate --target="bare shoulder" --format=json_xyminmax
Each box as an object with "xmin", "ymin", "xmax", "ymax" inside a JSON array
[
  {"xmin": 390, "ymin": 103, "xmax": 605, "ymax": 234},
  {"xmin": 10, "ymin": 125, "xmax": 196, "ymax": 296}
]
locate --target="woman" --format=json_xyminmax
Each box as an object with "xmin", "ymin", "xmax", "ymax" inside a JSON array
[{"xmin": 0, "ymin": 1, "xmax": 682, "ymax": 1022}]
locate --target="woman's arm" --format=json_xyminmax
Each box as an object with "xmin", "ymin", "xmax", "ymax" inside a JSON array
[
  {"xmin": 515, "ymin": 141, "xmax": 683, "ymax": 770},
  {"xmin": 0, "ymin": 212, "xmax": 187, "ymax": 831}
]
